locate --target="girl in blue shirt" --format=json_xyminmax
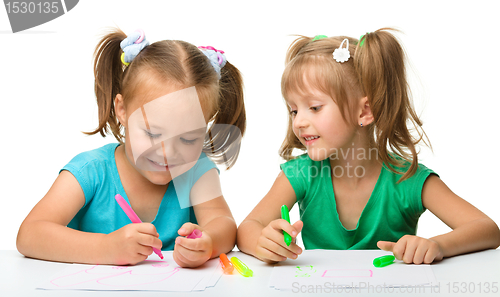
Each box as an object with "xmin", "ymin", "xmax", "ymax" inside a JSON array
[{"xmin": 17, "ymin": 28, "xmax": 245, "ymax": 267}]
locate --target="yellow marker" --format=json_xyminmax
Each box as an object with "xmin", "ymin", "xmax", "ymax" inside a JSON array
[{"xmin": 230, "ymin": 257, "xmax": 253, "ymax": 277}]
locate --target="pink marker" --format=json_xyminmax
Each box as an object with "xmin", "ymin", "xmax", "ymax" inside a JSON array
[
  {"xmin": 115, "ymin": 194, "xmax": 164, "ymax": 259},
  {"xmin": 186, "ymin": 229, "xmax": 202, "ymax": 239}
]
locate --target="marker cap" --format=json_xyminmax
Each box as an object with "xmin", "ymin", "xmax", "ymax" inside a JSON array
[{"xmin": 373, "ymin": 255, "xmax": 396, "ymax": 267}]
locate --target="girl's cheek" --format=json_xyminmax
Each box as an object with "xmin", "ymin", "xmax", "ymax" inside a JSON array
[{"xmin": 128, "ymin": 128, "xmax": 152, "ymax": 166}]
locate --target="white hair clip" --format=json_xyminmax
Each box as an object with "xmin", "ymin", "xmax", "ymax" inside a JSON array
[{"xmin": 333, "ymin": 38, "xmax": 350, "ymax": 63}]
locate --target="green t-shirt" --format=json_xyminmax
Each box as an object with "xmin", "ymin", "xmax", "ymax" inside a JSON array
[{"xmin": 280, "ymin": 154, "xmax": 437, "ymax": 250}]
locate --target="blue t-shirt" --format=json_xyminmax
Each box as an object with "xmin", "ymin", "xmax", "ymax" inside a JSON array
[{"xmin": 62, "ymin": 143, "xmax": 218, "ymax": 250}]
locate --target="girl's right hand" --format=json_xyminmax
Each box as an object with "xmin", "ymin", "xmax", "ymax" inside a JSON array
[
  {"xmin": 255, "ymin": 219, "xmax": 304, "ymax": 264},
  {"xmin": 104, "ymin": 223, "xmax": 163, "ymax": 265}
]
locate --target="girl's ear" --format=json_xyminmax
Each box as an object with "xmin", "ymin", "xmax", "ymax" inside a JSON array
[
  {"xmin": 115, "ymin": 94, "xmax": 127, "ymax": 128},
  {"xmin": 358, "ymin": 96, "xmax": 374, "ymax": 127}
]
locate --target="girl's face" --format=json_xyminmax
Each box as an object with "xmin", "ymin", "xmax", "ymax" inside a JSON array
[
  {"xmin": 286, "ymin": 86, "xmax": 357, "ymax": 161},
  {"xmin": 120, "ymin": 85, "xmax": 207, "ymax": 186}
]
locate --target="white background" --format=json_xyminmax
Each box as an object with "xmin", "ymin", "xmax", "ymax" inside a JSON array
[{"xmin": 0, "ymin": 0, "xmax": 499, "ymax": 250}]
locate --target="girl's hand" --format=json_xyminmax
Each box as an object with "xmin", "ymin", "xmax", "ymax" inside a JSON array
[
  {"xmin": 104, "ymin": 223, "xmax": 162, "ymax": 265},
  {"xmin": 377, "ymin": 235, "xmax": 444, "ymax": 264},
  {"xmin": 255, "ymin": 219, "xmax": 303, "ymax": 264},
  {"xmin": 173, "ymin": 222, "xmax": 213, "ymax": 268}
]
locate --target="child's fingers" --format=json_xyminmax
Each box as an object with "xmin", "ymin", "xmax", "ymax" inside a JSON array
[
  {"xmin": 423, "ymin": 244, "xmax": 440, "ymax": 264},
  {"xmin": 401, "ymin": 238, "xmax": 418, "ymax": 264},
  {"xmin": 292, "ymin": 220, "xmax": 304, "ymax": 234},
  {"xmin": 270, "ymin": 219, "xmax": 300, "ymax": 241},
  {"xmin": 378, "ymin": 239, "xmax": 409, "ymax": 261},
  {"xmin": 135, "ymin": 222, "xmax": 159, "ymax": 236},
  {"xmin": 258, "ymin": 236, "xmax": 299, "ymax": 260},
  {"xmin": 177, "ymin": 222, "xmax": 198, "ymax": 236},
  {"xmin": 137, "ymin": 244, "xmax": 154, "ymax": 257},
  {"xmin": 262, "ymin": 225, "xmax": 302, "ymax": 255},
  {"xmin": 173, "ymin": 247, "xmax": 193, "ymax": 267},
  {"xmin": 175, "ymin": 236, "xmax": 196, "ymax": 250},
  {"xmin": 175, "ymin": 244, "xmax": 210, "ymax": 264},
  {"xmin": 413, "ymin": 244, "xmax": 428, "ymax": 265},
  {"xmin": 291, "ymin": 220, "xmax": 303, "ymax": 244},
  {"xmin": 255, "ymin": 245, "xmax": 287, "ymax": 263},
  {"xmin": 376, "ymin": 240, "xmax": 396, "ymax": 252},
  {"xmin": 392, "ymin": 237, "xmax": 408, "ymax": 261},
  {"xmin": 172, "ymin": 249, "xmax": 186, "ymax": 267},
  {"xmin": 128, "ymin": 253, "xmax": 149, "ymax": 265},
  {"xmin": 175, "ymin": 235, "xmax": 209, "ymax": 252},
  {"xmin": 137, "ymin": 233, "xmax": 163, "ymax": 250}
]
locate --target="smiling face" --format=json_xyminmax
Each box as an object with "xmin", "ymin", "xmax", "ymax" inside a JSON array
[
  {"xmin": 127, "ymin": 86, "xmax": 207, "ymax": 184},
  {"xmin": 117, "ymin": 75, "xmax": 210, "ymax": 186},
  {"xmin": 286, "ymin": 86, "xmax": 357, "ymax": 161}
]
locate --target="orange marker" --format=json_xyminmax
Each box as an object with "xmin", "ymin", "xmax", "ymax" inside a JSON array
[{"xmin": 219, "ymin": 253, "xmax": 234, "ymax": 274}]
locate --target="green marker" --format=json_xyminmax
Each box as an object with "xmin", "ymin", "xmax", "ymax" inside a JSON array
[
  {"xmin": 373, "ymin": 255, "xmax": 396, "ymax": 267},
  {"xmin": 281, "ymin": 205, "xmax": 292, "ymax": 246}
]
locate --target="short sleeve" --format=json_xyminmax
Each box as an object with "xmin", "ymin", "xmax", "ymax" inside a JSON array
[
  {"xmin": 174, "ymin": 153, "xmax": 218, "ymax": 209},
  {"xmin": 406, "ymin": 164, "xmax": 439, "ymax": 215},
  {"xmin": 60, "ymin": 154, "xmax": 101, "ymax": 208},
  {"xmin": 192, "ymin": 153, "xmax": 219, "ymax": 181},
  {"xmin": 280, "ymin": 156, "xmax": 308, "ymax": 202}
]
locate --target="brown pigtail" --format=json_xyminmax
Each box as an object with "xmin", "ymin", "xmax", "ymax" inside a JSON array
[
  {"xmin": 84, "ymin": 29, "xmax": 127, "ymax": 143},
  {"xmin": 204, "ymin": 61, "xmax": 246, "ymax": 169},
  {"xmin": 354, "ymin": 28, "xmax": 429, "ymax": 181}
]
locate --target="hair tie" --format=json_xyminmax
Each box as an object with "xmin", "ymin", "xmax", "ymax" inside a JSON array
[
  {"xmin": 359, "ymin": 32, "xmax": 370, "ymax": 47},
  {"xmin": 198, "ymin": 46, "xmax": 227, "ymax": 79},
  {"xmin": 332, "ymin": 38, "xmax": 350, "ymax": 63},
  {"xmin": 312, "ymin": 35, "xmax": 328, "ymax": 42},
  {"xmin": 120, "ymin": 29, "xmax": 150, "ymax": 66}
]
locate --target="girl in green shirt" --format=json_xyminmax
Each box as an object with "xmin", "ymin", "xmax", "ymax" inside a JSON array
[{"xmin": 237, "ymin": 28, "xmax": 500, "ymax": 264}]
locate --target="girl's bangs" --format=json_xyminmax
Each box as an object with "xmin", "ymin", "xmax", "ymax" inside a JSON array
[{"xmin": 281, "ymin": 55, "xmax": 335, "ymax": 102}]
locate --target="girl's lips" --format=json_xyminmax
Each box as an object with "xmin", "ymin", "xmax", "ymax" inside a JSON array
[
  {"xmin": 303, "ymin": 135, "xmax": 320, "ymax": 146},
  {"xmin": 148, "ymin": 158, "xmax": 176, "ymax": 170}
]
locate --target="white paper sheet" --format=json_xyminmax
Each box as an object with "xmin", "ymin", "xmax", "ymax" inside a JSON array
[
  {"xmin": 269, "ymin": 250, "xmax": 437, "ymax": 290},
  {"xmin": 37, "ymin": 252, "xmax": 222, "ymax": 291}
]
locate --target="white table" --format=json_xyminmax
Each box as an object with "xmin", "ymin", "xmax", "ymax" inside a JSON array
[{"xmin": 1, "ymin": 249, "xmax": 499, "ymax": 297}]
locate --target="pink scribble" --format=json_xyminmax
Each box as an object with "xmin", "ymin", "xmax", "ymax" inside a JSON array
[
  {"xmin": 96, "ymin": 267, "xmax": 180, "ymax": 287},
  {"xmin": 50, "ymin": 260, "xmax": 180, "ymax": 288},
  {"xmin": 152, "ymin": 264, "xmax": 169, "ymax": 268},
  {"xmin": 321, "ymin": 269, "xmax": 373, "ymax": 278}
]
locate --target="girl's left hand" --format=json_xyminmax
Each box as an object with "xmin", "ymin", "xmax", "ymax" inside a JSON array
[
  {"xmin": 377, "ymin": 235, "xmax": 444, "ymax": 264},
  {"xmin": 173, "ymin": 222, "xmax": 213, "ymax": 268}
]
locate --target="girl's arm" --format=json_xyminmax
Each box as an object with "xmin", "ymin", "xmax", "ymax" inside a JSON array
[
  {"xmin": 378, "ymin": 175, "xmax": 500, "ymax": 263},
  {"xmin": 237, "ymin": 171, "xmax": 303, "ymax": 263},
  {"xmin": 173, "ymin": 168, "xmax": 236, "ymax": 267},
  {"xmin": 16, "ymin": 170, "xmax": 162, "ymax": 265},
  {"xmin": 423, "ymin": 175, "xmax": 500, "ymax": 256}
]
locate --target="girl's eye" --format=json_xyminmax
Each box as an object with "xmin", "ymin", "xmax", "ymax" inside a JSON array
[
  {"xmin": 311, "ymin": 106, "xmax": 322, "ymax": 112},
  {"xmin": 181, "ymin": 138, "xmax": 197, "ymax": 145},
  {"xmin": 289, "ymin": 110, "xmax": 297, "ymax": 117},
  {"xmin": 145, "ymin": 130, "xmax": 161, "ymax": 139}
]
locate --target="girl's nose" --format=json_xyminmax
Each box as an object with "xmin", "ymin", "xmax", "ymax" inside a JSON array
[
  {"xmin": 156, "ymin": 139, "xmax": 177, "ymax": 163},
  {"xmin": 293, "ymin": 112, "xmax": 309, "ymax": 130}
]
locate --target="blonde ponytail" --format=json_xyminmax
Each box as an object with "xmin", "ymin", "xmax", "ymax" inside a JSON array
[{"xmin": 354, "ymin": 28, "xmax": 429, "ymax": 181}]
